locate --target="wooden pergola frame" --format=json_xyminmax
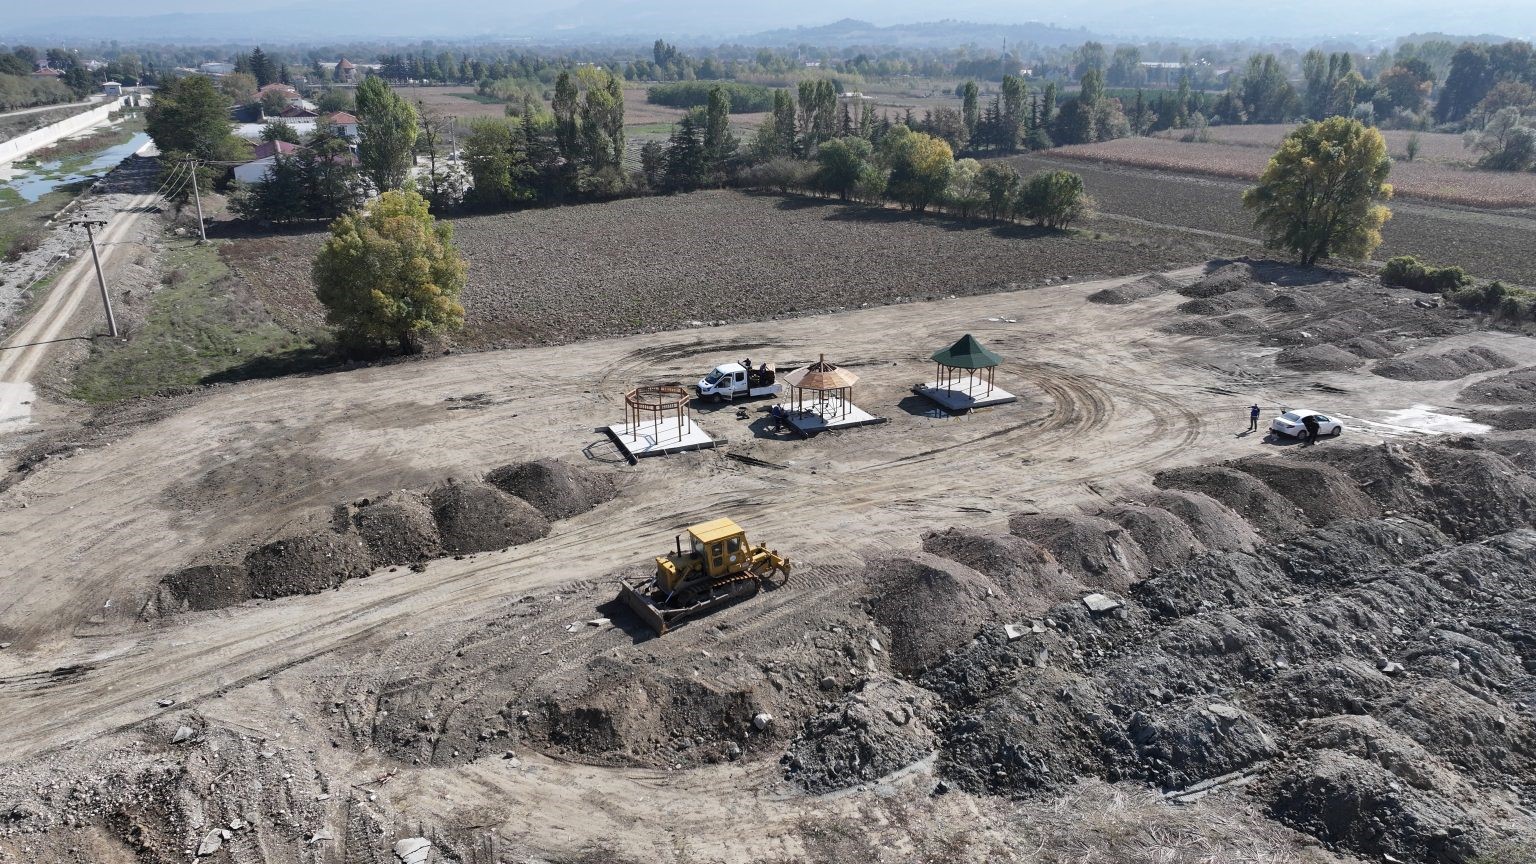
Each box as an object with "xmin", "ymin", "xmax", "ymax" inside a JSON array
[
  {"xmin": 624, "ymin": 384, "xmax": 692, "ymax": 442},
  {"xmin": 934, "ymin": 361, "xmax": 997, "ymax": 397}
]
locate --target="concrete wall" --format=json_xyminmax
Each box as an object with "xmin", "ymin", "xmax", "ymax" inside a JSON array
[{"xmin": 0, "ymin": 97, "xmax": 128, "ymax": 165}]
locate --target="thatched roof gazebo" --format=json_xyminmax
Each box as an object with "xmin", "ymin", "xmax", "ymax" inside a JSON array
[
  {"xmin": 931, "ymin": 334, "xmax": 1003, "ymax": 398},
  {"xmin": 784, "ymin": 354, "xmax": 859, "ymax": 420}
]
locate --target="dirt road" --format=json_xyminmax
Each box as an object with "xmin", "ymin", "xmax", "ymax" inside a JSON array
[
  {"xmin": 0, "ymin": 158, "xmax": 160, "ymax": 430},
  {"xmin": 3, "ymin": 266, "xmax": 1532, "ymax": 768}
]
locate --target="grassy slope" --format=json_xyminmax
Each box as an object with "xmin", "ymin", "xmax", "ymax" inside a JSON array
[{"xmin": 70, "ymin": 239, "xmax": 320, "ymax": 403}]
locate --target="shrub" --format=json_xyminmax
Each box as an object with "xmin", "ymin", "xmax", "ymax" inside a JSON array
[
  {"xmin": 1016, "ymin": 170, "xmax": 1092, "ymax": 229},
  {"xmin": 647, "ymin": 81, "xmax": 775, "ymax": 113},
  {"xmin": 3, "ymin": 230, "xmax": 42, "ymax": 263},
  {"xmin": 1380, "ymin": 255, "xmax": 1472, "ymax": 293},
  {"xmin": 1446, "ymin": 280, "xmax": 1536, "ymax": 322}
]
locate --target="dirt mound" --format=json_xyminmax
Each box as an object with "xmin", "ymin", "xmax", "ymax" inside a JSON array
[
  {"xmin": 1099, "ymin": 503, "xmax": 1205, "ymax": 571},
  {"xmin": 1460, "ymin": 366, "xmax": 1536, "ymax": 404},
  {"xmin": 862, "ymin": 553, "xmax": 1011, "ymax": 675},
  {"xmin": 483, "ymin": 458, "xmax": 618, "ymax": 520},
  {"xmin": 1087, "ymin": 274, "xmax": 1176, "ymax": 305},
  {"xmin": 1484, "ymin": 431, "xmax": 1536, "ymax": 469},
  {"xmin": 1153, "ymin": 465, "xmax": 1307, "ymax": 540},
  {"xmin": 153, "ymin": 564, "xmax": 251, "ymax": 613},
  {"xmin": 344, "ymin": 490, "xmax": 442, "ymax": 566},
  {"xmin": 920, "ymin": 528, "xmax": 1083, "ymax": 614},
  {"xmin": 1383, "ymin": 677, "xmax": 1536, "ymax": 784},
  {"xmin": 243, "ymin": 530, "xmax": 371, "ymax": 598},
  {"xmin": 1308, "ymin": 442, "xmax": 1536, "ymax": 541},
  {"xmin": 1178, "ymin": 262, "xmax": 1257, "ymax": 298},
  {"xmin": 785, "ymin": 677, "xmax": 939, "ymax": 793},
  {"xmin": 1007, "ymin": 513, "xmax": 1148, "ymax": 590},
  {"xmin": 1372, "ymin": 346, "xmax": 1515, "ymax": 381},
  {"xmin": 1247, "ymin": 659, "xmax": 1398, "ymax": 723},
  {"xmin": 1164, "ymin": 313, "xmax": 1266, "ymax": 336},
  {"xmin": 1275, "ymin": 343, "xmax": 1364, "ymax": 372},
  {"xmin": 1230, "ymin": 457, "xmax": 1378, "ymax": 526},
  {"xmin": 1261, "ymin": 750, "xmax": 1474, "ymax": 863},
  {"xmin": 1176, "ymin": 285, "xmax": 1272, "ymax": 315},
  {"xmin": 1339, "ymin": 335, "xmax": 1399, "ymax": 359},
  {"xmin": 1469, "ymin": 407, "xmax": 1536, "ymax": 431},
  {"xmin": 428, "ymin": 478, "xmax": 551, "ymax": 554},
  {"xmin": 1127, "ymin": 702, "xmax": 1280, "ymax": 789},
  {"xmin": 1265, "ymin": 292, "xmax": 1325, "ymax": 313},
  {"xmin": 1144, "ymin": 489, "xmax": 1263, "ymax": 553}
]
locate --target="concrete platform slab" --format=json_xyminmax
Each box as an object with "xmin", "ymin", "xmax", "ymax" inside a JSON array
[
  {"xmin": 604, "ymin": 418, "xmax": 718, "ymax": 459},
  {"xmin": 777, "ymin": 397, "xmax": 885, "ymax": 435},
  {"xmin": 916, "ymin": 377, "xmax": 1018, "ymax": 412}
]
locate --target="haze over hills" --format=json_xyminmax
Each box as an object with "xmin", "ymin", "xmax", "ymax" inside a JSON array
[{"xmin": 3, "ymin": 0, "xmax": 1534, "ymax": 43}]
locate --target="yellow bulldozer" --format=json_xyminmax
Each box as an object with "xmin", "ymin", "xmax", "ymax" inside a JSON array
[{"xmin": 619, "ymin": 517, "xmax": 791, "ymax": 635}]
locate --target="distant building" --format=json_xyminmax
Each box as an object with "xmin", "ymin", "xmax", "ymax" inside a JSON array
[
  {"xmin": 279, "ymin": 105, "xmax": 319, "ymax": 119},
  {"xmin": 234, "ymin": 140, "xmax": 303, "ymax": 184},
  {"xmin": 30, "ymin": 66, "xmax": 63, "ymax": 78},
  {"xmin": 102, "ymin": 81, "xmax": 123, "ymax": 96},
  {"xmin": 334, "ymin": 58, "xmax": 357, "ymax": 83},
  {"xmin": 322, "ymin": 111, "xmax": 359, "ymax": 138},
  {"xmin": 199, "ymin": 61, "xmax": 236, "ymax": 76}
]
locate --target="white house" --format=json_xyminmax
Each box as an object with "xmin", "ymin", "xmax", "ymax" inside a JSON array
[
  {"xmin": 199, "ymin": 61, "xmax": 235, "ymax": 75},
  {"xmin": 102, "ymin": 81, "xmax": 123, "ymax": 96},
  {"xmin": 234, "ymin": 140, "xmax": 302, "ymax": 184},
  {"xmin": 322, "ymin": 111, "xmax": 359, "ymax": 138}
]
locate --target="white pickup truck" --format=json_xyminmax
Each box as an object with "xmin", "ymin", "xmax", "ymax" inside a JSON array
[{"xmin": 696, "ymin": 362, "xmax": 783, "ymax": 402}]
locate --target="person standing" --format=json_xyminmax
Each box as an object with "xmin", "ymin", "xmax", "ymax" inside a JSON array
[
  {"xmin": 1248, "ymin": 404, "xmax": 1261, "ymax": 432},
  {"xmin": 1302, "ymin": 413, "xmax": 1320, "ymax": 445}
]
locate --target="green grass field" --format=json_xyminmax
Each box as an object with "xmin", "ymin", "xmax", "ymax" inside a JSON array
[{"xmin": 70, "ymin": 239, "xmax": 322, "ymax": 403}]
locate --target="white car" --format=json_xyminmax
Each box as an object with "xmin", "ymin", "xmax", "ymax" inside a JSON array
[{"xmin": 1269, "ymin": 409, "xmax": 1343, "ymax": 440}]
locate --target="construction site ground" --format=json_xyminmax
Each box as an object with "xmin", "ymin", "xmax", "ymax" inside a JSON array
[{"xmin": 3, "ymin": 262, "xmax": 1536, "ymax": 862}]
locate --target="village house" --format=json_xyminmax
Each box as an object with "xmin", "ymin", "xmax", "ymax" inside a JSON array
[{"xmin": 233, "ymin": 139, "xmax": 302, "ymax": 184}]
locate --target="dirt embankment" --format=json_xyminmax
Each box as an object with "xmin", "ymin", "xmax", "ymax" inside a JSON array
[
  {"xmin": 287, "ymin": 438, "xmax": 1536, "ymax": 864},
  {"xmin": 147, "ymin": 459, "xmax": 618, "ymax": 614}
]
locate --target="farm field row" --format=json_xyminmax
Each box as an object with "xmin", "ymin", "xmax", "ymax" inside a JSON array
[
  {"xmin": 1151, "ymin": 123, "xmax": 1473, "ymax": 164},
  {"xmin": 1000, "ymin": 153, "xmax": 1536, "ymax": 285},
  {"xmin": 1048, "ymin": 136, "xmax": 1536, "ymax": 209}
]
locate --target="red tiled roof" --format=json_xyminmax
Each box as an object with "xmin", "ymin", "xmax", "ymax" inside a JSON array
[
  {"xmin": 249, "ymin": 140, "xmax": 303, "ymax": 160},
  {"xmin": 336, "ymin": 58, "xmax": 355, "ymax": 69},
  {"xmin": 31, "ymin": 67, "xmax": 63, "ymax": 77},
  {"xmin": 279, "ymin": 105, "xmax": 318, "ymax": 118},
  {"xmin": 324, "ymin": 111, "xmax": 358, "ymax": 124}
]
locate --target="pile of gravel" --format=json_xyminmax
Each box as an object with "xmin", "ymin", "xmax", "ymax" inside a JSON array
[
  {"xmin": 1469, "ymin": 407, "xmax": 1536, "ymax": 431},
  {"xmin": 1099, "ymin": 503, "xmax": 1206, "ymax": 571},
  {"xmin": 1164, "ymin": 313, "xmax": 1266, "ymax": 337},
  {"xmin": 920, "ymin": 528, "xmax": 1084, "ymax": 613},
  {"xmin": 483, "ymin": 458, "xmax": 618, "ymax": 520},
  {"xmin": 1178, "ymin": 262, "xmax": 1257, "ymax": 298},
  {"xmin": 1007, "ymin": 513, "xmax": 1148, "ymax": 590},
  {"xmin": 1231, "ymin": 457, "xmax": 1379, "ymax": 526},
  {"xmin": 429, "ymin": 478, "xmax": 552, "ymax": 554},
  {"xmin": 784, "ymin": 678, "xmax": 938, "ymax": 793},
  {"xmin": 861, "ymin": 553, "xmax": 1009, "ymax": 675},
  {"xmin": 155, "ymin": 564, "xmax": 251, "ymax": 613},
  {"xmin": 1339, "ymin": 335, "xmax": 1399, "ymax": 359},
  {"xmin": 1275, "ymin": 343, "xmax": 1365, "ymax": 372},
  {"xmin": 1087, "ymin": 274, "xmax": 1178, "ymax": 305},
  {"xmin": 244, "ymin": 530, "xmax": 372, "ymax": 598},
  {"xmin": 1154, "ymin": 465, "xmax": 1307, "ymax": 540},
  {"xmin": 1265, "ymin": 292, "xmax": 1326, "ymax": 313},
  {"xmin": 346, "ymin": 490, "xmax": 443, "ymax": 567},
  {"xmin": 1144, "ymin": 489, "xmax": 1263, "ymax": 553},
  {"xmin": 1372, "ymin": 346, "xmax": 1515, "ymax": 381},
  {"xmin": 1459, "ymin": 366, "xmax": 1536, "ymax": 404}
]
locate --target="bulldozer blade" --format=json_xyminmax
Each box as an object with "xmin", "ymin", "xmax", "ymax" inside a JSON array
[{"xmin": 619, "ymin": 579, "xmax": 669, "ymax": 636}]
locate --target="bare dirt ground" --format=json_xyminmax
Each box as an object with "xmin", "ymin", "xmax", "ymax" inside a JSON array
[
  {"xmin": 221, "ymin": 189, "xmax": 1245, "ymax": 352},
  {"xmin": 2, "ymin": 255, "xmax": 1536, "ymax": 862}
]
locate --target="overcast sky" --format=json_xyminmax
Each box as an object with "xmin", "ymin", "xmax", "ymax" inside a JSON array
[{"xmin": 6, "ymin": 0, "xmax": 1534, "ymax": 43}]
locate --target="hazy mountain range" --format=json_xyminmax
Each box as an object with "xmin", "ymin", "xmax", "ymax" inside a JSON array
[{"xmin": 4, "ymin": 0, "xmax": 1534, "ymax": 44}]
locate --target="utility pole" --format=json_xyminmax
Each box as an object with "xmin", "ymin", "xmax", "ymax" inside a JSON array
[
  {"xmin": 186, "ymin": 159, "xmax": 207, "ymax": 243},
  {"xmin": 72, "ymin": 220, "xmax": 119, "ymax": 338}
]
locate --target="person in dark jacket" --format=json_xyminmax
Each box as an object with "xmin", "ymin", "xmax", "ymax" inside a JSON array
[
  {"xmin": 1248, "ymin": 404, "xmax": 1261, "ymax": 432},
  {"xmin": 1302, "ymin": 413, "xmax": 1320, "ymax": 445}
]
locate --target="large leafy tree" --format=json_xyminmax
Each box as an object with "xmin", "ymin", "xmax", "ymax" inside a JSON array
[
  {"xmin": 885, "ymin": 129, "xmax": 953, "ymax": 213},
  {"xmin": 815, "ymin": 137, "xmax": 872, "ymax": 200},
  {"xmin": 355, "ymin": 76, "xmax": 419, "ymax": 192},
  {"xmin": 313, "ymin": 190, "xmax": 466, "ymax": 354},
  {"xmin": 1242, "ymin": 117, "xmax": 1393, "ymax": 266},
  {"xmin": 463, "ymin": 117, "xmax": 530, "ymax": 206},
  {"xmin": 145, "ymin": 75, "xmax": 236, "ymax": 159},
  {"xmin": 1017, "ymin": 170, "xmax": 1091, "ymax": 229}
]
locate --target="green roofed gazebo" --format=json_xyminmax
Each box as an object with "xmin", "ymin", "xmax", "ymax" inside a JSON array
[{"xmin": 931, "ymin": 334, "xmax": 1003, "ymax": 398}]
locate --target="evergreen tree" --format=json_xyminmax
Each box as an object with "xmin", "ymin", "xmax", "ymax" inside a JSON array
[
  {"xmin": 961, "ymin": 80, "xmax": 980, "ymax": 143},
  {"xmin": 551, "ymin": 71, "xmax": 581, "ymax": 161},
  {"xmin": 771, "ymin": 89, "xmax": 797, "ymax": 155},
  {"xmin": 662, "ymin": 114, "xmax": 706, "ymax": 192}
]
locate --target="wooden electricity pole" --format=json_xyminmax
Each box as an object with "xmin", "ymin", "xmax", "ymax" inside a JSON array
[
  {"xmin": 185, "ymin": 159, "xmax": 207, "ymax": 243},
  {"xmin": 72, "ymin": 219, "xmax": 119, "ymax": 338}
]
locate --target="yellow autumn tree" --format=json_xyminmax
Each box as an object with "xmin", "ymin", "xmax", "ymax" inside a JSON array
[
  {"xmin": 1243, "ymin": 117, "xmax": 1393, "ymax": 266},
  {"xmin": 313, "ymin": 190, "xmax": 466, "ymax": 354}
]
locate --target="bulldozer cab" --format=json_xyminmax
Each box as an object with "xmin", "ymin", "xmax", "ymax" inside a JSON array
[{"xmin": 657, "ymin": 518, "xmax": 750, "ymax": 590}]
